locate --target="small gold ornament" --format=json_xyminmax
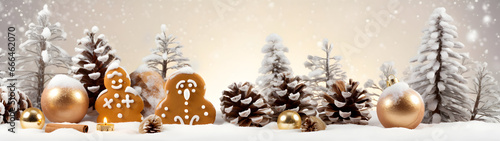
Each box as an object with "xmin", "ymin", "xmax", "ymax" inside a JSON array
[
  {"xmin": 20, "ymin": 107, "xmax": 45, "ymax": 129},
  {"xmin": 377, "ymin": 76, "xmax": 425, "ymax": 129},
  {"xmin": 277, "ymin": 110, "xmax": 301, "ymax": 130},
  {"xmin": 41, "ymin": 75, "xmax": 89, "ymax": 123}
]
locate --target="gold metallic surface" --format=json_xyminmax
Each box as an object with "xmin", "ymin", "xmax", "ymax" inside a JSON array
[
  {"xmin": 377, "ymin": 89, "xmax": 424, "ymax": 129},
  {"xmin": 20, "ymin": 107, "xmax": 45, "ymax": 129},
  {"xmin": 277, "ymin": 110, "xmax": 301, "ymax": 130},
  {"xmin": 41, "ymin": 87, "xmax": 89, "ymax": 123}
]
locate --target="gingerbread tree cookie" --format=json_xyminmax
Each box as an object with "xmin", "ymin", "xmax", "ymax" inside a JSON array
[
  {"xmin": 155, "ymin": 67, "xmax": 216, "ymax": 125},
  {"xmin": 95, "ymin": 61, "xmax": 144, "ymax": 123}
]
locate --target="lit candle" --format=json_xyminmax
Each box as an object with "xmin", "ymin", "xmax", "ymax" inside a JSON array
[{"xmin": 96, "ymin": 117, "xmax": 114, "ymax": 131}]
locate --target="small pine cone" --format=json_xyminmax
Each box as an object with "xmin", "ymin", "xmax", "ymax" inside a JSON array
[
  {"xmin": 301, "ymin": 116, "xmax": 326, "ymax": 132},
  {"xmin": 268, "ymin": 73, "xmax": 317, "ymax": 121},
  {"xmin": 220, "ymin": 82, "xmax": 273, "ymax": 127},
  {"xmin": 0, "ymin": 88, "xmax": 33, "ymax": 124},
  {"xmin": 139, "ymin": 115, "xmax": 163, "ymax": 133},
  {"xmin": 318, "ymin": 79, "xmax": 372, "ymax": 125}
]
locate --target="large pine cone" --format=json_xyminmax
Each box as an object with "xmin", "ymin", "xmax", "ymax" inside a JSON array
[
  {"xmin": 0, "ymin": 87, "xmax": 33, "ymax": 124},
  {"xmin": 72, "ymin": 26, "xmax": 118, "ymax": 112},
  {"xmin": 268, "ymin": 73, "xmax": 317, "ymax": 121},
  {"xmin": 318, "ymin": 79, "xmax": 372, "ymax": 125},
  {"xmin": 220, "ymin": 82, "xmax": 273, "ymax": 127}
]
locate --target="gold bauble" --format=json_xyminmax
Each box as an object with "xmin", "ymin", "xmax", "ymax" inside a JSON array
[
  {"xmin": 41, "ymin": 75, "xmax": 89, "ymax": 123},
  {"xmin": 277, "ymin": 110, "xmax": 301, "ymax": 130},
  {"xmin": 377, "ymin": 81, "xmax": 424, "ymax": 129},
  {"xmin": 20, "ymin": 107, "xmax": 45, "ymax": 129}
]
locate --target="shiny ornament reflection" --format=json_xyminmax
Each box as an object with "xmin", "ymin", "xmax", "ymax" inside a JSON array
[
  {"xmin": 377, "ymin": 77, "xmax": 424, "ymax": 129},
  {"xmin": 277, "ymin": 110, "xmax": 301, "ymax": 130},
  {"xmin": 20, "ymin": 107, "xmax": 45, "ymax": 129},
  {"xmin": 41, "ymin": 80, "xmax": 89, "ymax": 123}
]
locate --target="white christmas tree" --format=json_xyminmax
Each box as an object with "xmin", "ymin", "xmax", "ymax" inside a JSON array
[
  {"xmin": 256, "ymin": 34, "xmax": 292, "ymax": 97},
  {"xmin": 143, "ymin": 24, "xmax": 189, "ymax": 80},
  {"xmin": 17, "ymin": 5, "xmax": 71, "ymax": 108},
  {"xmin": 470, "ymin": 62, "xmax": 500, "ymax": 122},
  {"xmin": 408, "ymin": 7, "xmax": 472, "ymax": 123},
  {"xmin": 304, "ymin": 39, "xmax": 345, "ymax": 94}
]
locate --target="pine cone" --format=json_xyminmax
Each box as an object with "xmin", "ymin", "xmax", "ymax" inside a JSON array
[
  {"xmin": 318, "ymin": 79, "xmax": 372, "ymax": 125},
  {"xmin": 71, "ymin": 26, "xmax": 118, "ymax": 112},
  {"xmin": 221, "ymin": 82, "xmax": 273, "ymax": 127},
  {"xmin": 268, "ymin": 73, "xmax": 317, "ymax": 121},
  {"xmin": 0, "ymin": 88, "xmax": 33, "ymax": 124},
  {"xmin": 139, "ymin": 115, "xmax": 163, "ymax": 134},
  {"xmin": 301, "ymin": 116, "xmax": 326, "ymax": 132}
]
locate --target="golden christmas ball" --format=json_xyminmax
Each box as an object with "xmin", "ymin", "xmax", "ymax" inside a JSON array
[
  {"xmin": 277, "ymin": 110, "xmax": 301, "ymax": 130},
  {"xmin": 377, "ymin": 77, "xmax": 424, "ymax": 129},
  {"xmin": 41, "ymin": 75, "xmax": 89, "ymax": 123},
  {"xmin": 20, "ymin": 107, "xmax": 45, "ymax": 129}
]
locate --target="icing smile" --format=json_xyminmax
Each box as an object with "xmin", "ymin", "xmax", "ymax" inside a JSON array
[{"xmin": 112, "ymin": 84, "xmax": 123, "ymax": 89}]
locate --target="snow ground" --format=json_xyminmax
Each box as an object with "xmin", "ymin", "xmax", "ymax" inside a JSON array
[{"xmin": 1, "ymin": 111, "xmax": 498, "ymax": 141}]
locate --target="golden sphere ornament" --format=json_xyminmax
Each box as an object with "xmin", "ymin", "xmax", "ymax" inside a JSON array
[
  {"xmin": 277, "ymin": 110, "xmax": 301, "ymax": 130},
  {"xmin": 377, "ymin": 77, "xmax": 425, "ymax": 129},
  {"xmin": 41, "ymin": 75, "xmax": 89, "ymax": 123},
  {"xmin": 20, "ymin": 107, "xmax": 45, "ymax": 129}
]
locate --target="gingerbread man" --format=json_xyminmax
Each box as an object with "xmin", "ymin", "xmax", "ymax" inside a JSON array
[
  {"xmin": 155, "ymin": 67, "xmax": 216, "ymax": 125},
  {"xmin": 95, "ymin": 61, "xmax": 144, "ymax": 123}
]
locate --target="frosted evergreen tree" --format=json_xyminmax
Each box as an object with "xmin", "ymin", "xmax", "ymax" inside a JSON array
[
  {"xmin": 304, "ymin": 39, "xmax": 346, "ymax": 94},
  {"xmin": 17, "ymin": 5, "xmax": 71, "ymax": 108},
  {"xmin": 408, "ymin": 7, "xmax": 472, "ymax": 123},
  {"xmin": 256, "ymin": 34, "xmax": 292, "ymax": 97},
  {"xmin": 470, "ymin": 62, "xmax": 500, "ymax": 122},
  {"xmin": 143, "ymin": 24, "xmax": 189, "ymax": 80}
]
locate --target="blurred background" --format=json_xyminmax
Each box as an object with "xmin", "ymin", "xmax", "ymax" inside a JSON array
[{"xmin": 0, "ymin": 0, "xmax": 499, "ymax": 109}]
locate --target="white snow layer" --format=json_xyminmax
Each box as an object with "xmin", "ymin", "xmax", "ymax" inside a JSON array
[
  {"xmin": 41, "ymin": 50, "xmax": 49, "ymax": 63},
  {"xmin": 0, "ymin": 111, "xmax": 498, "ymax": 140},
  {"xmin": 133, "ymin": 64, "xmax": 152, "ymax": 73},
  {"xmin": 168, "ymin": 67, "xmax": 195, "ymax": 80},
  {"xmin": 41, "ymin": 27, "xmax": 51, "ymax": 39},
  {"xmin": 380, "ymin": 82, "xmax": 416, "ymax": 102},
  {"xmin": 46, "ymin": 75, "xmax": 86, "ymax": 93},
  {"xmin": 91, "ymin": 26, "xmax": 99, "ymax": 33}
]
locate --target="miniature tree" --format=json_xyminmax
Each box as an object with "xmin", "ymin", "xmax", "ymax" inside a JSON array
[
  {"xmin": 256, "ymin": 34, "xmax": 292, "ymax": 97},
  {"xmin": 470, "ymin": 62, "xmax": 500, "ymax": 122}
]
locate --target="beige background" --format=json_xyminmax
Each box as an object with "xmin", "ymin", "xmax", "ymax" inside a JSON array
[{"xmin": 1, "ymin": 0, "xmax": 499, "ymax": 109}]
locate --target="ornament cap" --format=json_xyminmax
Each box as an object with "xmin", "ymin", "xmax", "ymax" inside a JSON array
[{"xmin": 386, "ymin": 75, "xmax": 399, "ymax": 87}]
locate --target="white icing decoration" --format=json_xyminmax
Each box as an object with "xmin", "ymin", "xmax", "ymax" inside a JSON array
[
  {"xmin": 125, "ymin": 87, "xmax": 139, "ymax": 95},
  {"xmin": 183, "ymin": 89, "xmax": 190, "ymax": 100},
  {"xmin": 111, "ymin": 84, "xmax": 123, "ymax": 89},
  {"xmin": 187, "ymin": 79, "xmax": 197, "ymax": 87},
  {"xmin": 114, "ymin": 93, "xmax": 119, "ymax": 98},
  {"xmin": 161, "ymin": 113, "xmax": 166, "ymax": 118},
  {"xmin": 141, "ymin": 116, "xmax": 144, "ymax": 120},
  {"xmin": 116, "ymin": 103, "xmax": 121, "ymax": 108},
  {"xmin": 164, "ymin": 107, "xmax": 168, "ymax": 111},
  {"xmin": 97, "ymin": 89, "xmax": 108, "ymax": 98},
  {"xmin": 107, "ymin": 71, "xmax": 123, "ymax": 79},
  {"xmin": 185, "ymin": 115, "xmax": 189, "ymax": 119},
  {"xmin": 176, "ymin": 80, "xmax": 186, "ymax": 89},
  {"xmin": 174, "ymin": 116, "xmax": 185, "ymax": 124},
  {"xmin": 191, "ymin": 89, "xmax": 196, "ymax": 93},
  {"xmin": 188, "ymin": 83, "xmax": 193, "ymax": 87},
  {"xmin": 184, "ymin": 109, "xmax": 188, "ymax": 113},
  {"xmin": 118, "ymin": 79, "xmax": 123, "ymax": 83},
  {"xmin": 201, "ymin": 105, "xmax": 205, "ymax": 109},
  {"xmin": 180, "ymin": 84, "xmax": 184, "ymax": 88},
  {"xmin": 184, "ymin": 101, "xmax": 188, "ymax": 105},
  {"xmin": 112, "ymin": 80, "xmax": 116, "ymax": 84},
  {"xmin": 204, "ymin": 112, "xmax": 208, "ymax": 116},
  {"xmin": 103, "ymin": 98, "xmax": 113, "ymax": 109},
  {"xmin": 117, "ymin": 113, "xmax": 123, "ymax": 118},
  {"xmin": 178, "ymin": 90, "xmax": 182, "ymax": 94},
  {"xmin": 121, "ymin": 94, "xmax": 134, "ymax": 108},
  {"xmin": 190, "ymin": 115, "xmax": 199, "ymax": 125}
]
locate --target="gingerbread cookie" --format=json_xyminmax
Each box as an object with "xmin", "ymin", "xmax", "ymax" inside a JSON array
[
  {"xmin": 95, "ymin": 61, "xmax": 144, "ymax": 123},
  {"xmin": 155, "ymin": 67, "xmax": 216, "ymax": 125}
]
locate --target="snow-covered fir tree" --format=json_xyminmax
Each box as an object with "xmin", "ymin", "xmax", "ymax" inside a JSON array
[
  {"xmin": 408, "ymin": 7, "xmax": 472, "ymax": 123},
  {"xmin": 304, "ymin": 39, "xmax": 345, "ymax": 96},
  {"xmin": 71, "ymin": 26, "xmax": 118, "ymax": 114},
  {"xmin": 143, "ymin": 24, "xmax": 189, "ymax": 80},
  {"xmin": 17, "ymin": 5, "xmax": 71, "ymax": 108},
  {"xmin": 256, "ymin": 34, "xmax": 292, "ymax": 97},
  {"xmin": 470, "ymin": 62, "xmax": 500, "ymax": 122}
]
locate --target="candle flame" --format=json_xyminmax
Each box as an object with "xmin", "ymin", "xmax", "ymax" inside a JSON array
[{"xmin": 104, "ymin": 117, "xmax": 108, "ymax": 124}]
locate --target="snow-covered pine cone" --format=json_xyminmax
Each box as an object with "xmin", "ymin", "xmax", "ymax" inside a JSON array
[
  {"xmin": 139, "ymin": 115, "xmax": 163, "ymax": 134},
  {"xmin": 318, "ymin": 79, "xmax": 372, "ymax": 125},
  {"xmin": 220, "ymin": 82, "xmax": 273, "ymax": 127},
  {"xmin": 268, "ymin": 73, "xmax": 317, "ymax": 121},
  {"xmin": 0, "ymin": 88, "xmax": 32, "ymax": 124},
  {"xmin": 71, "ymin": 26, "xmax": 118, "ymax": 112}
]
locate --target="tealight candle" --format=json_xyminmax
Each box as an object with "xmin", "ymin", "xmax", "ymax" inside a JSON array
[{"xmin": 96, "ymin": 117, "xmax": 114, "ymax": 131}]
